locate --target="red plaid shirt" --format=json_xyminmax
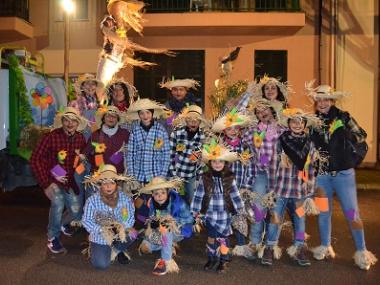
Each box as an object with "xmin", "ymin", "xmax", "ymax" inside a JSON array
[{"xmin": 30, "ymin": 128, "xmax": 86, "ymax": 193}]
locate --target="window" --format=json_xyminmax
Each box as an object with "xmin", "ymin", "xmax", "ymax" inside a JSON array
[
  {"xmin": 254, "ymin": 50, "xmax": 287, "ymax": 82},
  {"xmin": 55, "ymin": 0, "xmax": 88, "ymax": 21},
  {"xmin": 134, "ymin": 50, "xmax": 205, "ymax": 107}
]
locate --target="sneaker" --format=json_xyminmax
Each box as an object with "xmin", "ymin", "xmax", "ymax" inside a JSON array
[
  {"xmin": 216, "ymin": 260, "xmax": 228, "ymax": 274},
  {"xmin": 61, "ymin": 225, "xmax": 75, "ymax": 237},
  {"xmin": 245, "ymin": 244, "xmax": 259, "ymax": 261},
  {"xmin": 295, "ymin": 246, "xmax": 311, "ymax": 266},
  {"xmin": 152, "ymin": 259, "xmax": 167, "ymax": 276},
  {"xmin": 117, "ymin": 252, "xmax": 131, "ymax": 265},
  {"xmin": 47, "ymin": 237, "xmax": 66, "ymax": 254},
  {"xmin": 204, "ymin": 256, "xmax": 219, "ymax": 271},
  {"xmin": 261, "ymin": 247, "xmax": 273, "ymax": 266}
]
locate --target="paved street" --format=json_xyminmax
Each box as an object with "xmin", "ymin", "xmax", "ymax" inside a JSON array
[{"xmin": 0, "ymin": 188, "xmax": 379, "ymax": 285}]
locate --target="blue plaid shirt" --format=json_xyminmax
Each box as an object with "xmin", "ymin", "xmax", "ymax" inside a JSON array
[
  {"xmin": 126, "ymin": 121, "xmax": 170, "ymax": 183},
  {"xmin": 191, "ymin": 176, "xmax": 243, "ymax": 236},
  {"xmin": 82, "ymin": 191, "xmax": 135, "ymax": 245},
  {"xmin": 235, "ymin": 91, "xmax": 253, "ymax": 111}
]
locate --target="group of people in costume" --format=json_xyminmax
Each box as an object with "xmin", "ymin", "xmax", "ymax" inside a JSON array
[{"xmin": 30, "ymin": 74, "xmax": 377, "ymax": 276}]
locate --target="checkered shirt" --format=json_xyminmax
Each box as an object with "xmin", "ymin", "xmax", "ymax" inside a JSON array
[
  {"xmin": 126, "ymin": 121, "xmax": 170, "ymax": 183},
  {"xmin": 235, "ymin": 91, "xmax": 253, "ymax": 111},
  {"xmin": 191, "ymin": 176, "xmax": 243, "ymax": 236},
  {"xmin": 30, "ymin": 128, "xmax": 86, "ymax": 192},
  {"xmin": 82, "ymin": 191, "xmax": 135, "ymax": 245},
  {"xmin": 272, "ymin": 139, "xmax": 317, "ymax": 199},
  {"xmin": 169, "ymin": 127, "xmax": 205, "ymax": 180},
  {"xmin": 223, "ymin": 139, "xmax": 254, "ymax": 190},
  {"xmin": 242, "ymin": 122, "xmax": 284, "ymax": 191}
]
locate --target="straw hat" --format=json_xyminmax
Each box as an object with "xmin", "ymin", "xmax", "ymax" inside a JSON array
[
  {"xmin": 53, "ymin": 106, "xmax": 88, "ymax": 131},
  {"xmin": 126, "ymin": 98, "xmax": 167, "ymax": 121},
  {"xmin": 160, "ymin": 78, "xmax": 200, "ymax": 90},
  {"xmin": 247, "ymin": 98, "xmax": 281, "ymax": 120},
  {"xmin": 107, "ymin": 0, "xmax": 145, "ymax": 35},
  {"xmin": 95, "ymin": 105, "xmax": 126, "ymax": 128},
  {"xmin": 212, "ymin": 107, "xmax": 255, "ymax": 133},
  {"xmin": 84, "ymin": 164, "xmax": 131, "ymax": 184},
  {"xmin": 202, "ymin": 138, "xmax": 239, "ymax": 162},
  {"xmin": 172, "ymin": 105, "xmax": 208, "ymax": 128},
  {"xmin": 305, "ymin": 80, "xmax": 350, "ymax": 101},
  {"xmin": 279, "ymin": 108, "xmax": 322, "ymax": 128},
  {"xmin": 75, "ymin": 73, "xmax": 104, "ymax": 94},
  {"xmin": 105, "ymin": 78, "xmax": 138, "ymax": 106},
  {"xmin": 254, "ymin": 75, "xmax": 292, "ymax": 101},
  {"xmin": 107, "ymin": 0, "xmax": 145, "ymax": 14},
  {"xmin": 138, "ymin": 176, "xmax": 183, "ymax": 195}
]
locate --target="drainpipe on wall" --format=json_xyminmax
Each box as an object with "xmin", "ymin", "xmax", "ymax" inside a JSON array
[
  {"xmin": 330, "ymin": 0, "xmax": 337, "ymax": 88},
  {"xmin": 318, "ymin": 0, "xmax": 322, "ymax": 84}
]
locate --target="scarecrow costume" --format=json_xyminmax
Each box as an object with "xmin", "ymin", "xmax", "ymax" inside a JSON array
[
  {"xmin": 83, "ymin": 106, "xmax": 129, "ymax": 175},
  {"xmin": 82, "ymin": 165, "xmax": 137, "ymax": 269},
  {"xmin": 30, "ymin": 107, "xmax": 87, "ymax": 253},
  {"xmin": 212, "ymin": 108, "xmax": 256, "ymax": 258},
  {"xmin": 138, "ymin": 177, "xmax": 193, "ymax": 276},
  {"xmin": 105, "ymin": 78, "xmax": 137, "ymax": 112},
  {"xmin": 261, "ymin": 108, "xmax": 322, "ymax": 266},
  {"xmin": 169, "ymin": 105, "xmax": 207, "ymax": 204},
  {"xmin": 305, "ymin": 82, "xmax": 377, "ymax": 270},
  {"xmin": 241, "ymin": 98, "xmax": 285, "ymax": 256},
  {"xmin": 191, "ymin": 140, "xmax": 244, "ymax": 273}
]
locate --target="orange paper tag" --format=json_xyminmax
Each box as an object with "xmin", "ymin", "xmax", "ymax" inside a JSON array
[
  {"xmin": 220, "ymin": 244, "xmax": 229, "ymax": 255},
  {"xmin": 295, "ymin": 206, "xmax": 305, "ymax": 218},
  {"xmin": 73, "ymin": 155, "xmax": 80, "ymax": 168},
  {"xmin": 75, "ymin": 163, "xmax": 85, "ymax": 175},
  {"xmin": 314, "ymin": 197, "xmax": 329, "ymax": 212},
  {"xmin": 95, "ymin": 154, "xmax": 104, "ymax": 167}
]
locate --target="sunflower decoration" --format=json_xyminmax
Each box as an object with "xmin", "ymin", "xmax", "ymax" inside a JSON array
[
  {"xmin": 225, "ymin": 108, "xmax": 244, "ymax": 128},
  {"xmin": 239, "ymin": 149, "xmax": 253, "ymax": 165},
  {"xmin": 176, "ymin": 143, "xmax": 186, "ymax": 152},
  {"xmin": 154, "ymin": 138, "xmax": 164, "ymax": 150},
  {"xmin": 92, "ymin": 142, "xmax": 107, "ymax": 154},
  {"xmin": 203, "ymin": 139, "xmax": 222, "ymax": 161},
  {"xmin": 253, "ymin": 130, "xmax": 266, "ymax": 148},
  {"xmin": 282, "ymin": 108, "xmax": 303, "ymax": 117},
  {"xmin": 57, "ymin": 150, "xmax": 67, "ymax": 164},
  {"xmin": 116, "ymin": 27, "xmax": 127, "ymax": 38},
  {"xmin": 121, "ymin": 207, "xmax": 129, "ymax": 222}
]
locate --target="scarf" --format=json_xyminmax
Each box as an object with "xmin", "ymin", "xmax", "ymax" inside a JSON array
[
  {"xmin": 225, "ymin": 136, "xmax": 240, "ymax": 147},
  {"xmin": 100, "ymin": 190, "xmax": 119, "ymax": 208},
  {"xmin": 102, "ymin": 124, "xmax": 119, "ymax": 137},
  {"xmin": 280, "ymin": 131, "xmax": 311, "ymax": 170},
  {"xmin": 113, "ymin": 101, "xmax": 128, "ymax": 112}
]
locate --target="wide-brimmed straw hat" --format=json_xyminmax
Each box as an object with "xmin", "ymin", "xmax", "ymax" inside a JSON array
[
  {"xmin": 305, "ymin": 80, "xmax": 350, "ymax": 101},
  {"xmin": 85, "ymin": 164, "xmax": 131, "ymax": 184},
  {"xmin": 212, "ymin": 107, "xmax": 255, "ymax": 133},
  {"xmin": 95, "ymin": 106, "xmax": 126, "ymax": 128},
  {"xmin": 172, "ymin": 105, "xmax": 208, "ymax": 128},
  {"xmin": 105, "ymin": 78, "xmax": 138, "ymax": 106},
  {"xmin": 125, "ymin": 98, "xmax": 167, "ymax": 121},
  {"xmin": 252, "ymin": 75, "xmax": 292, "ymax": 101},
  {"xmin": 279, "ymin": 108, "xmax": 322, "ymax": 128},
  {"xmin": 75, "ymin": 73, "xmax": 104, "ymax": 94},
  {"xmin": 139, "ymin": 176, "xmax": 183, "ymax": 195},
  {"xmin": 53, "ymin": 106, "xmax": 88, "ymax": 131},
  {"xmin": 202, "ymin": 138, "xmax": 239, "ymax": 162},
  {"xmin": 247, "ymin": 98, "xmax": 281, "ymax": 121},
  {"xmin": 160, "ymin": 78, "xmax": 200, "ymax": 90}
]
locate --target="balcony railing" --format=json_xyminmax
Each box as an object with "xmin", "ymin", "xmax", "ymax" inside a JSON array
[
  {"xmin": 144, "ymin": 0, "xmax": 301, "ymax": 13},
  {"xmin": 0, "ymin": 0, "xmax": 29, "ymax": 21}
]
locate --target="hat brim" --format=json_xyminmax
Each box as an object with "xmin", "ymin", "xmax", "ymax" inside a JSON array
[
  {"xmin": 85, "ymin": 172, "xmax": 130, "ymax": 184},
  {"xmin": 139, "ymin": 179, "xmax": 183, "ymax": 195},
  {"xmin": 202, "ymin": 150, "xmax": 239, "ymax": 163},
  {"xmin": 95, "ymin": 109, "xmax": 126, "ymax": 129},
  {"xmin": 212, "ymin": 114, "xmax": 253, "ymax": 133},
  {"xmin": 53, "ymin": 113, "xmax": 88, "ymax": 132}
]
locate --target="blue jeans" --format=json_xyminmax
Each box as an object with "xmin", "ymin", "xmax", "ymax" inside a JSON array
[
  {"xmin": 184, "ymin": 176, "xmax": 196, "ymax": 205},
  {"xmin": 316, "ymin": 168, "xmax": 366, "ymax": 251},
  {"xmin": 249, "ymin": 171, "xmax": 268, "ymax": 245},
  {"xmin": 235, "ymin": 230, "xmax": 246, "ymax": 246},
  {"xmin": 90, "ymin": 240, "xmax": 133, "ymax": 270},
  {"xmin": 48, "ymin": 187, "xmax": 81, "ymax": 239},
  {"xmin": 144, "ymin": 231, "xmax": 183, "ymax": 261},
  {"xmin": 266, "ymin": 197, "xmax": 306, "ymax": 247}
]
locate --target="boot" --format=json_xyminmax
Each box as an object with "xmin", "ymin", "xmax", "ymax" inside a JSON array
[
  {"xmin": 261, "ymin": 246, "xmax": 274, "ymax": 266},
  {"xmin": 295, "ymin": 246, "xmax": 311, "ymax": 266},
  {"xmin": 204, "ymin": 256, "xmax": 219, "ymax": 271},
  {"xmin": 216, "ymin": 260, "xmax": 228, "ymax": 274}
]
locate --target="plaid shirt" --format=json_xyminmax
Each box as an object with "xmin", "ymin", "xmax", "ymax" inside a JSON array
[
  {"xmin": 82, "ymin": 191, "xmax": 135, "ymax": 245},
  {"xmin": 169, "ymin": 127, "xmax": 205, "ymax": 179},
  {"xmin": 223, "ymin": 138, "xmax": 254, "ymax": 190},
  {"xmin": 242, "ymin": 122, "xmax": 284, "ymax": 191},
  {"xmin": 126, "ymin": 121, "xmax": 170, "ymax": 183},
  {"xmin": 191, "ymin": 176, "xmax": 243, "ymax": 236},
  {"xmin": 30, "ymin": 128, "xmax": 86, "ymax": 192},
  {"xmin": 235, "ymin": 91, "xmax": 252, "ymax": 111},
  {"xmin": 272, "ymin": 137, "xmax": 317, "ymax": 199}
]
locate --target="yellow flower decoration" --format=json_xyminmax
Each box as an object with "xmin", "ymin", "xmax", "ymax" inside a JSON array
[
  {"xmin": 92, "ymin": 142, "xmax": 107, "ymax": 154},
  {"xmin": 239, "ymin": 149, "xmax": 253, "ymax": 165},
  {"xmin": 57, "ymin": 150, "xmax": 67, "ymax": 164},
  {"xmin": 154, "ymin": 138, "xmax": 164, "ymax": 150},
  {"xmin": 116, "ymin": 27, "xmax": 127, "ymax": 38},
  {"xmin": 176, "ymin": 144, "xmax": 186, "ymax": 152},
  {"xmin": 208, "ymin": 145, "xmax": 222, "ymax": 160},
  {"xmin": 259, "ymin": 74, "xmax": 270, "ymax": 85},
  {"xmin": 282, "ymin": 108, "xmax": 302, "ymax": 117}
]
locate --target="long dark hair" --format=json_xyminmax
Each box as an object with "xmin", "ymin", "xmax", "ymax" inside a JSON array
[
  {"xmin": 108, "ymin": 82, "xmax": 130, "ymax": 107},
  {"xmin": 261, "ymin": 84, "xmax": 286, "ymax": 103}
]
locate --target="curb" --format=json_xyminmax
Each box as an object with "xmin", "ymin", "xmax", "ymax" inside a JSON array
[{"xmin": 357, "ymin": 183, "xmax": 380, "ymax": 191}]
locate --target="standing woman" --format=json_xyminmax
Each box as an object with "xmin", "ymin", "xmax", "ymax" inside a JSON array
[{"xmin": 306, "ymin": 82, "xmax": 377, "ymax": 270}]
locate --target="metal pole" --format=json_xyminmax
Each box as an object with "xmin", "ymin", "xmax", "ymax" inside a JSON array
[{"xmin": 64, "ymin": 11, "xmax": 70, "ymax": 98}]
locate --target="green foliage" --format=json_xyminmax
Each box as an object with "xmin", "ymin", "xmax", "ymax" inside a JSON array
[
  {"xmin": 67, "ymin": 80, "xmax": 76, "ymax": 102},
  {"xmin": 8, "ymin": 55, "xmax": 33, "ymax": 127}
]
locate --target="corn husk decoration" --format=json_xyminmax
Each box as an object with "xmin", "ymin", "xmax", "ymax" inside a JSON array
[
  {"xmin": 94, "ymin": 211, "xmax": 126, "ymax": 246},
  {"xmin": 279, "ymin": 108, "xmax": 323, "ymax": 129},
  {"xmin": 305, "ymin": 79, "xmax": 350, "ymax": 102},
  {"xmin": 159, "ymin": 78, "xmax": 200, "ymax": 90}
]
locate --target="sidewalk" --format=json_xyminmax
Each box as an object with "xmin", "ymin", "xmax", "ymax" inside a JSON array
[{"xmin": 356, "ymin": 168, "xmax": 380, "ymax": 190}]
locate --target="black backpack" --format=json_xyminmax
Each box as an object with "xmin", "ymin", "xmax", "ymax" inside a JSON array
[{"xmin": 348, "ymin": 139, "xmax": 368, "ymax": 167}]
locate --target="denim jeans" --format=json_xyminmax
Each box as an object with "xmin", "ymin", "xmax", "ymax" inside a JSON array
[
  {"xmin": 235, "ymin": 230, "xmax": 246, "ymax": 246},
  {"xmin": 266, "ymin": 197, "xmax": 306, "ymax": 247},
  {"xmin": 90, "ymin": 240, "xmax": 133, "ymax": 270},
  {"xmin": 316, "ymin": 168, "xmax": 366, "ymax": 251},
  {"xmin": 144, "ymin": 231, "xmax": 183, "ymax": 261},
  {"xmin": 184, "ymin": 176, "xmax": 196, "ymax": 205},
  {"xmin": 249, "ymin": 171, "xmax": 268, "ymax": 245},
  {"xmin": 47, "ymin": 187, "xmax": 81, "ymax": 239}
]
